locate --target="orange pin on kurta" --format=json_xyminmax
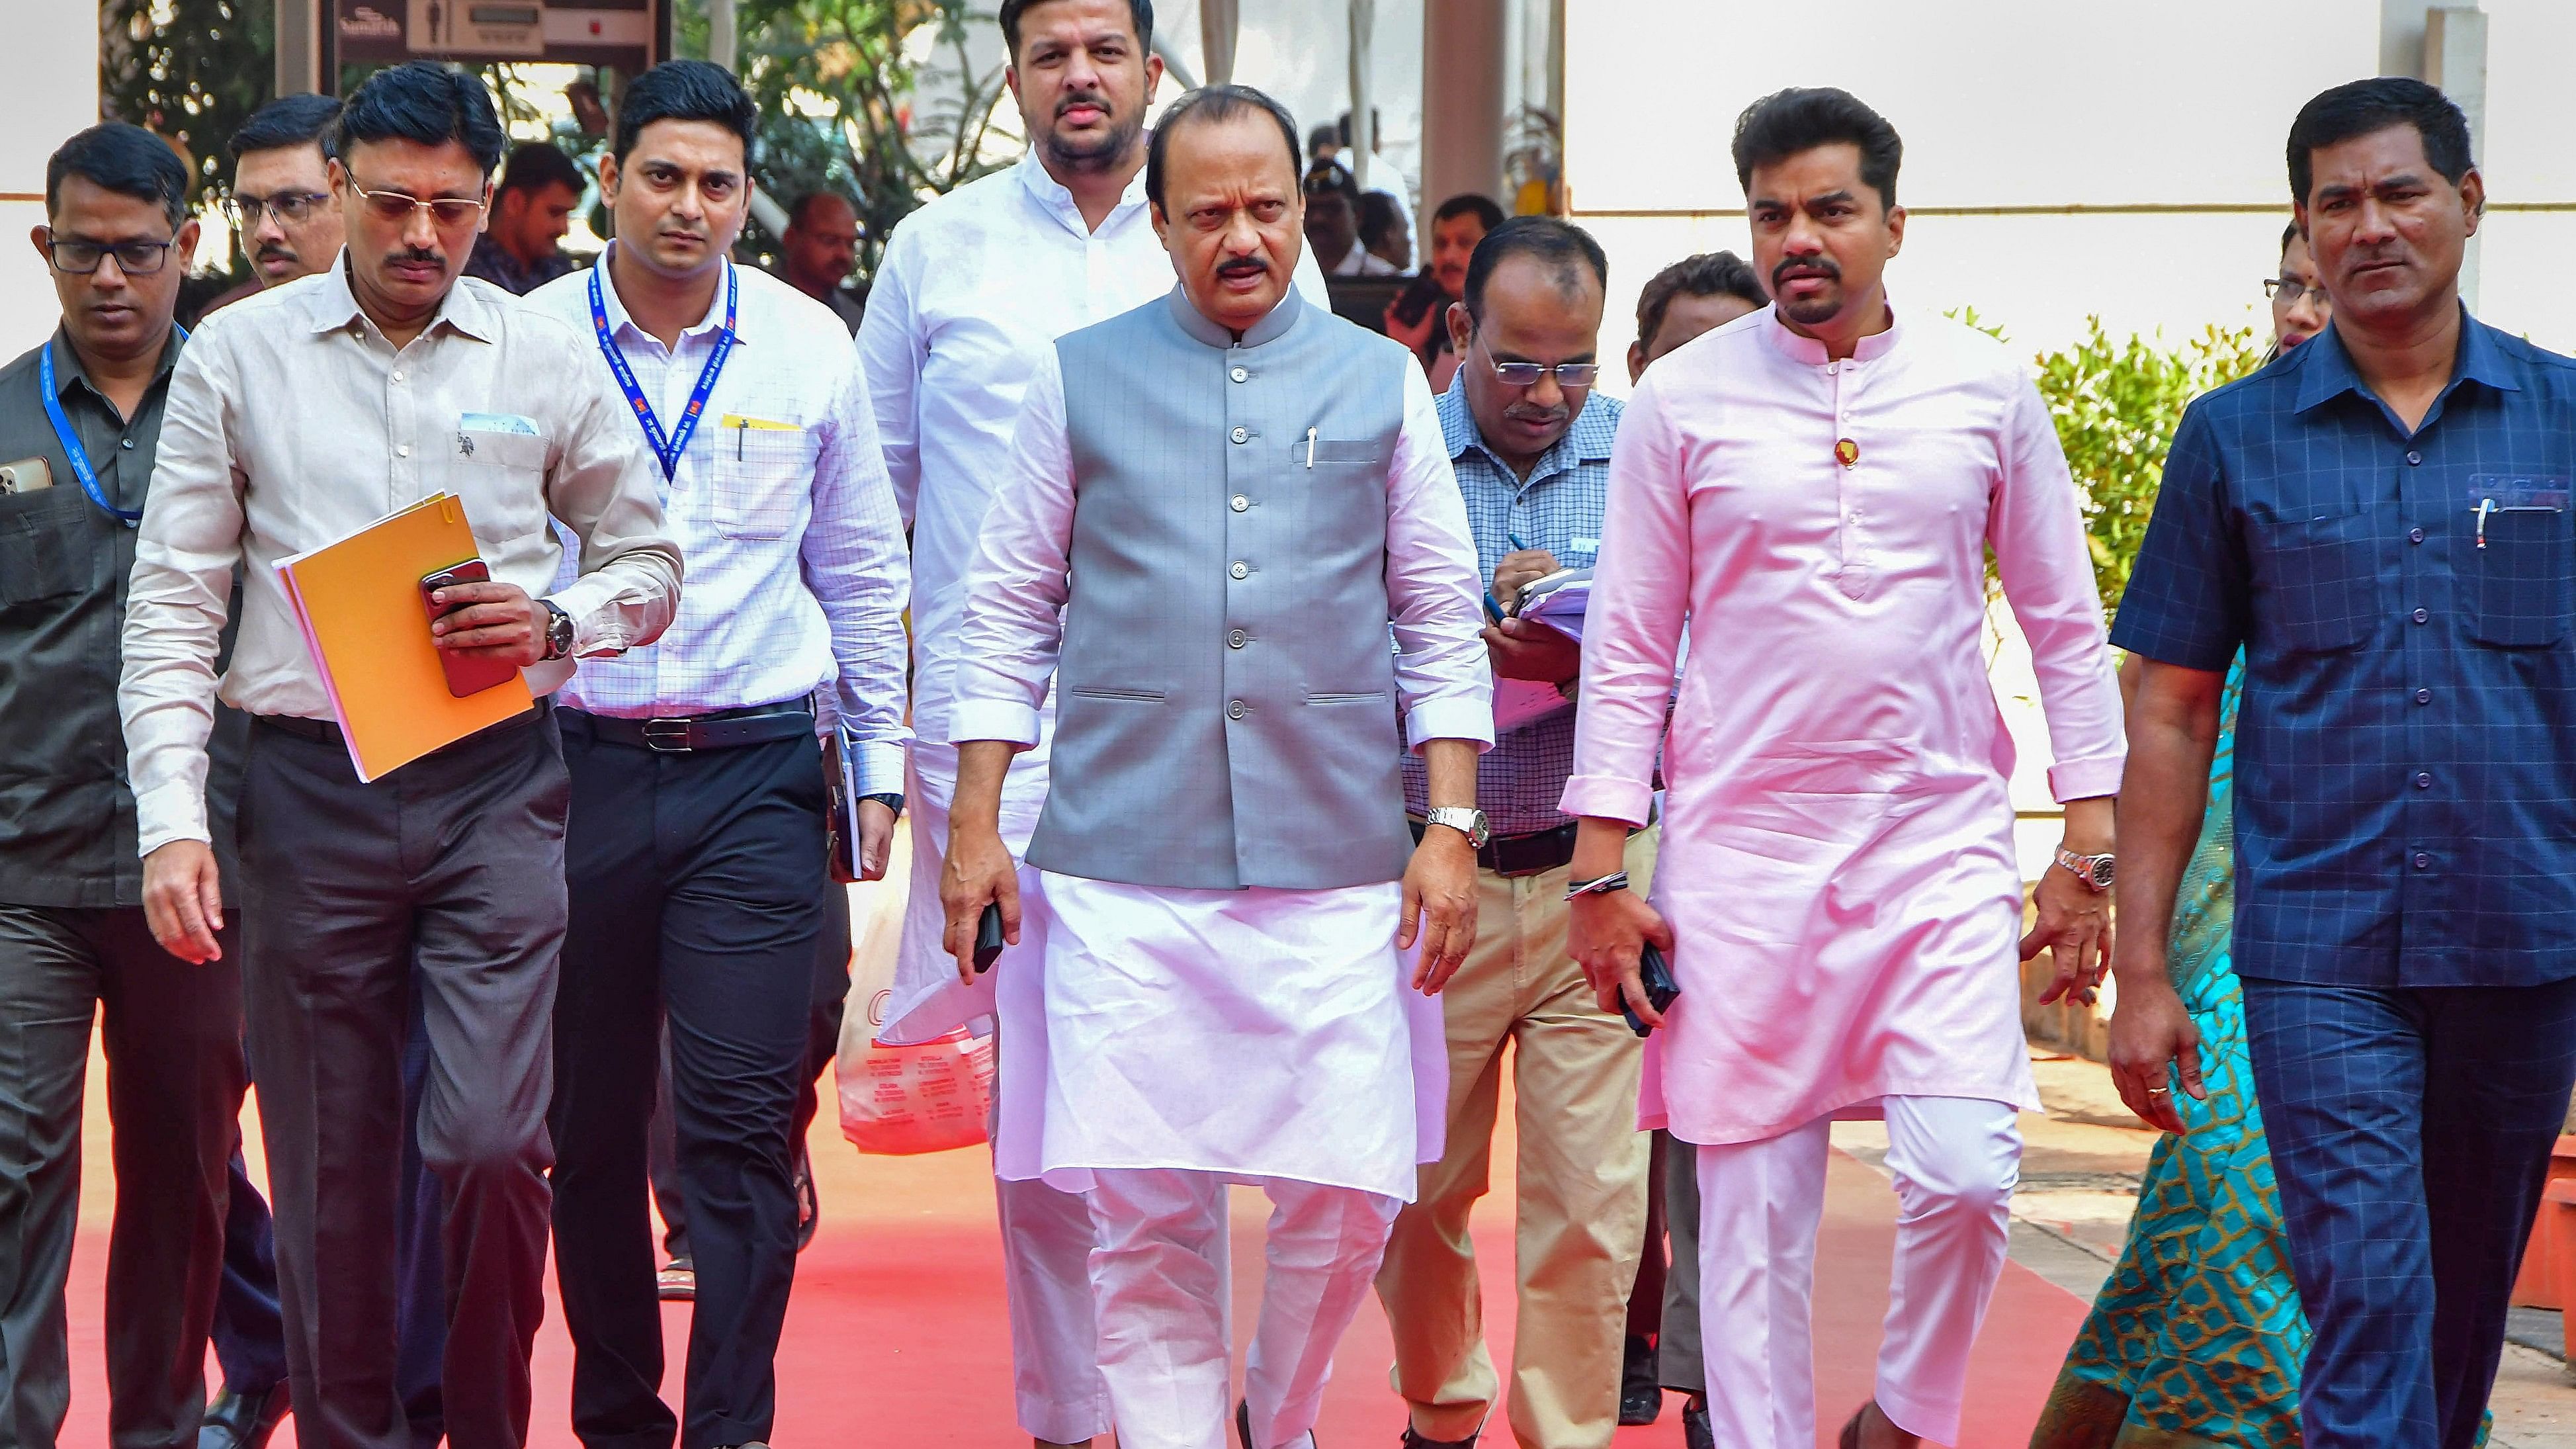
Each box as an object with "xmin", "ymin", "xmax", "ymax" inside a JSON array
[{"xmin": 1835, "ymin": 437, "xmax": 1860, "ymax": 468}]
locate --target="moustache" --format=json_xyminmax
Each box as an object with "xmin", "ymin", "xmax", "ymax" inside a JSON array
[
  {"xmin": 1216, "ymin": 257, "xmax": 1269, "ymax": 279},
  {"xmin": 1057, "ymin": 91, "xmax": 1111, "ymax": 118},
  {"xmin": 384, "ymin": 247, "xmax": 444, "ymax": 268},
  {"xmin": 1505, "ymin": 402, "xmax": 1569, "ymax": 425},
  {"xmin": 1772, "ymin": 257, "xmax": 1840, "ymax": 288}
]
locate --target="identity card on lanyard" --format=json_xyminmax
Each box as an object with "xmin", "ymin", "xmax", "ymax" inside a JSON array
[
  {"xmin": 37, "ymin": 323, "xmax": 183, "ymax": 528},
  {"xmin": 589, "ymin": 262, "xmax": 738, "ymax": 481}
]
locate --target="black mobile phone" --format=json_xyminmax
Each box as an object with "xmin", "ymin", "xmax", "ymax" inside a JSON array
[
  {"xmin": 1621, "ymin": 942, "xmax": 1682, "ymax": 1038},
  {"xmin": 973, "ymin": 902, "xmax": 1007, "ymax": 975},
  {"xmin": 419, "ymin": 559, "xmax": 519, "ymax": 699}
]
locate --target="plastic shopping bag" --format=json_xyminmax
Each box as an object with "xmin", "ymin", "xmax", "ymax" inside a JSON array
[{"xmin": 834, "ymin": 853, "xmax": 995, "ymax": 1155}]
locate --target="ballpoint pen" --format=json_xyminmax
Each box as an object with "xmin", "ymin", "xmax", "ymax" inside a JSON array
[{"xmin": 2476, "ymin": 497, "xmax": 2494, "ymax": 549}]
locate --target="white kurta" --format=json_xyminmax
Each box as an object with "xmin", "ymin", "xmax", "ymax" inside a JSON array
[{"xmin": 948, "ymin": 309, "xmax": 1493, "ymax": 1200}]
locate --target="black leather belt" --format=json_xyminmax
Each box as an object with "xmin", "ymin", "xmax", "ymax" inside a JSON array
[
  {"xmin": 255, "ymin": 698, "xmax": 550, "ymax": 753},
  {"xmin": 1408, "ymin": 818, "xmax": 1582, "ymax": 877},
  {"xmin": 560, "ymin": 704, "xmax": 815, "ymax": 753}
]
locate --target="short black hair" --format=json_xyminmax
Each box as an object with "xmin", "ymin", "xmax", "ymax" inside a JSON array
[
  {"xmin": 2286, "ymin": 77, "xmax": 2473, "ymax": 206},
  {"xmin": 787, "ymin": 191, "xmax": 855, "ymax": 230},
  {"xmin": 494, "ymin": 140, "xmax": 585, "ymax": 200},
  {"xmin": 1303, "ymin": 160, "xmax": 1359, "ymax": 210},
  {"xmin": 1358, "ymin": 192, "xmax": 1404, "ymax": 248},
  {"xmin": 1334, "ymin": 108, "xmax": 1382, "ymax": 148},
  {"xmin": 2280, "ymin": 220, "xmax": 2300, "ymax": 255},
  {"xmin": 614, "ymin": 59, "xmax": 759, "ymax": 164},
  {"xmin": 47, "ymin": 122, "xmax": 190, "ymax": 230},
  {"xmin": 335, "ymin": 61, "xmax": 506, "ymax": 176},
  {"xmin": 998, "ymin": 0, "xmax": 1154, "ymax": 60},
  {"xmin": 1145, "ymin": 84, "xmax": 1301, "ymax": 212},
  {"xmin": 1431, "ymin": 193, "xmax": 1505, "ymax": 232},
  {"xmin": 230, "ymin": 93, "xmax": 343, "ymax": 163},
  {"xmin": 1462, "ymin": 216, "xmax": 1608, "ymax": 324},
  {"xmin": 1634, "ymin": 251, "xmax": 1765, "ymax": 351},
  {"xmin": 1731, "ymin": 87, "xmax": 1903, "ymax": 210}
]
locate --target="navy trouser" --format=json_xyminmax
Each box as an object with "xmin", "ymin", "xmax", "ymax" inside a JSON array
[{"xmin": 2241, "ymin": 974, "xmax": 2576, "ymax": 1449}]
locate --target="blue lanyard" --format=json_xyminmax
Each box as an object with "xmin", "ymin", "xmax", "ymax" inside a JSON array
[
  {"xmin": 589, "ymin": 261, "xmax": 738, "ymax": 481},
  {"xmin": 37, "ymin": 322, "xmax": 184, "ymax": 529}
]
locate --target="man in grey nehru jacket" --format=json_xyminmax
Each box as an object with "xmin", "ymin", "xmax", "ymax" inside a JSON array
[{"xmin": 940, "ymin": 83, "xmax": 1494, "ymax": 1449}]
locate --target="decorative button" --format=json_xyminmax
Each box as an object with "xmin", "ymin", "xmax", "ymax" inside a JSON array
[
  {"xmin": 2415, "ymin": 687, "xmax": 2433, "ymax": 705},
  {"xmin": 119, "ymin": 437, "xmax": 134, "ymax": 450},
  {"xmin": 1230, "ymin": 427, "xmax": 1249, "ymax": 444},
  {"xmin": 2409, "ymin": 527, "xmax": 2426, "ymax": 544},
  {"xmin": 1228, "ymin": 629, "xmax": 1247, "ymax": 648},
  {"xmin": 2414, "ymin": 771, "xmax": 2433, "ymax": 789},
  {"xmin": 392, "ymin": 369, "xmax": 406, "ymax": 382},
  {"xmin": 1226, "ymin": 700, "xmax": 1246, "ymax": 720},
  {"xmin": 2412, "ymin": 852, "xmax": 2432, "ymax": 869},
  {"xmin": 2413, "ymin": 607, "xmax": 2430, "ymax": 624},
  {"xmin": 1230, "ymin": 367, "xmax": 1248, "ymax": 383},
  {"xmin": 1230, "ymin": 561, "xmax": 1250, "ymax": 580},
  {"xmin": 2405, "ymin": 450, "xmax": 2423, "ymax": 465},
  {"xmin": 396, "ymin": 443, "xmax": 411, "ymax": 458},
  {"xmin": 1231, "ymin": 495, "xmax": 1250, "ymax": 513}
]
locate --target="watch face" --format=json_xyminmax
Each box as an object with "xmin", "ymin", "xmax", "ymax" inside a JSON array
[{"xmin": 2088, "ymin": 857, "xmax": 2116, "ymax": 889}]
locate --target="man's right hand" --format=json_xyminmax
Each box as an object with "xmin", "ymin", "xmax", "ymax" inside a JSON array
[
  {"xmin": 1570, "ymin": 887, "xmax": 1675, "ymax": 1030},
  {"xmin": 143, "ymin": 840, "xmax": 224, "ymax": 963},
  {"xmin": 939, "ymin": 824, "xmax": 1021, "ymax": 986},
  {"xmin": 2106, "ymin": 968, "xmax": 2205, "ymax": 1135}
]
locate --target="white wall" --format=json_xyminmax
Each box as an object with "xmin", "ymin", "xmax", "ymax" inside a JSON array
[{"xmin": 1, "ymin": 3, "xmax": 101, "ymax": 355}]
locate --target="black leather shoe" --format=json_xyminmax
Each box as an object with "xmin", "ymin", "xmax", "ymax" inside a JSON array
[
  {"xmin": 1618, "ymin": 1335, "xmax": 1661, "ymax": 1425},
  {"xmin": 200, "ymin": 1383, "xmax": 290, "ymax": 1449},
  {"xmin": 1682, "ymin": 1397, "xmax": 1713, "ymax": 1449},
  {"xmin": 1397, "ymin": 1427, "xmax": 1477, "ymax": 1449}
]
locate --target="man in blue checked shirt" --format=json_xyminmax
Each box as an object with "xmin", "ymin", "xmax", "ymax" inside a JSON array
[
  {"xmin": 526, "ymin": 62, "xmax": 909, "ymax": 1449},
  {"xmin": 1373, "ymin": 217, "xmax": 1657, "ymax": 1449},
  {"xmin": 2109, "ymin": 77, "xmax": 2576, "ymax": 1449}
]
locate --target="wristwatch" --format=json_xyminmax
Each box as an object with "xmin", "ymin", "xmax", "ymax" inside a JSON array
[
  {"xmin": 538, "ymin": 599, "xmax": 576, "ymax": 662},
  {"xmin": 862, "ymin": 791, "xmax": 906, "ymax": 820},
  {"xmin": 1424, "ymin": 806, "xmax": 1491, "ymax": 850},
  {"xmin": 2055, "ymin": 847, "xmax": 2116, "ymax": 891}
]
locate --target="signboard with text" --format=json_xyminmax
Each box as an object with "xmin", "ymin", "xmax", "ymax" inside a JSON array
[{"xmin": 329, "ymin": 0, "xmax": 663, "ymax": 79}]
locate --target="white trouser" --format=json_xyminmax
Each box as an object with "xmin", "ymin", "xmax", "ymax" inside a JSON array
[
  {"xmin": 1694, "ymin": 1095, "xmax": 2019, "ymax": 1448},
  {"xmin": 911, "ymin": 740, "xmax": 1111, "ymax": 1443},
  {"xmin": 1088, "ymin": 1169, "xmax": 1400, "ymax": 1449}
]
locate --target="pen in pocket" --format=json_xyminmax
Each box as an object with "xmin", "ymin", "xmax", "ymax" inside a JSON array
[{"xmin": 2476, "ymin": 497, "xmax": 2494, "ymax": 549}]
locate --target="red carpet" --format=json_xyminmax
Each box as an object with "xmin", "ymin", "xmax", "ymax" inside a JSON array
[{"xmin": 58, "ymin": 1045, "xmax": 2086, "ymax": 1448}]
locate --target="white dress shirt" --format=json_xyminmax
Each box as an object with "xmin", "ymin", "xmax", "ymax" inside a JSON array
[
  {"xmin": 857, "ymin": 150, "xmax": 1332, "ymax": 744},
  {"xmin": 946, "ymin": 322, "xmax": 1494, "ymax": 754},
  {"xmin": 1325, "ymin": 241, "xmax": 1400, "ymax": 277},
  {"xmin": 121, "ymin": 262, "xmax": 682, "ymax": 856},
  {"xmin": 527, "ymin": 252, "xmax": 910, "ymax": 793}
]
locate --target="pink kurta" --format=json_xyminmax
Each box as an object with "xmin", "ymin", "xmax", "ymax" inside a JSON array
[{"xmin": 1561, "ymin": 305, "xmax": 2125, "ymax": 1147}]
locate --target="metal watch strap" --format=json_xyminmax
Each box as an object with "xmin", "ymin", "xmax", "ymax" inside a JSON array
[{"xmin": 1564, "ymin": 870, "xmax": 1631, "ymax": 901}]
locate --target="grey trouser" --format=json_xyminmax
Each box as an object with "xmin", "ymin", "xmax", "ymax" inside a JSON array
[
  {"xmin": 1656, "ymin": 1129, "xmax": 1704, "ymax": 1395},
  {"xmin": 239, "ymin": 710, "xmax": 567, "ymax": 1449},
  {"xmin": 0, "ymin": 903, "xmax": 241, "ymax": 1449}
]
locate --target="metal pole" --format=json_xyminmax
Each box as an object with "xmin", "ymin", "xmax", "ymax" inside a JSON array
[
  {"xmin": 1199, "ymin": 0, "xmax": 1238, "ymax": 87},
  {"xmin": 709, "ymin": 0, "xmax": 739, "ymax": 70},
  {"xmin": 2424, "ymin": 5, "xmax": 2487, "ymax": 310},
  {"xmin": 1347, "ymin": 0, "xmax": 1375, "ymax": 190}
]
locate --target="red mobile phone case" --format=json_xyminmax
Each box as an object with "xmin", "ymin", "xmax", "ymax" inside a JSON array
[{"xmin": 420, "ymin": 561, "xmax": 521, "ymax": 699}]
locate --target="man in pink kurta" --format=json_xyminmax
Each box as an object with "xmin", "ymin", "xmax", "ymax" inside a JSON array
[{"xmin": 1559, "ymin": 89, "xmax": 2125, "ymax": 1449}]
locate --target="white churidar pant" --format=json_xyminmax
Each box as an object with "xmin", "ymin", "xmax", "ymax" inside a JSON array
[
  {"xmin": 1088, "ymin": 1169, "xmax": 1400, "ymax": 1449},
  {"xmin": 1693, "ymin": 1095, "xmax": 2020, "ymax": 1448}
]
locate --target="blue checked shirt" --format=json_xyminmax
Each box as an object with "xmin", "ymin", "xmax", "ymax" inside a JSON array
[
  {"xmin": 1402, "ymin": 374, "xmax": 1622, "ymax": 836},
  {"xmin": 2112, "ymin": 313, "xmax": 2576, "ymax": 988}
]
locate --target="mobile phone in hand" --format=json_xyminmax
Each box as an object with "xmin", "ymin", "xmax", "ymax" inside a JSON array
[
  {"xmin": 973, "ymin": 901, "xmax": 1007, "ymax": 974},
  {"xmin": 1621, "ymin": 942, "xmax": 1682, "ymax": 1038},
  {"xmin": 420, "ymin": 559, "xmax": 520, "ymax": 698}
]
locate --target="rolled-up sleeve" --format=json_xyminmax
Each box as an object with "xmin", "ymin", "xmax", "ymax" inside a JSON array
[
  {"xmin": 946, "ymin": 348, "xmax": 1075, "ymax": 749},
  {"xmin": 2108, "ymin": 402, "xmax": 2249, "ymax": 674},
  {"xmin": 121, "ymin": 336, "xmax": 246, "ymax": 855},
  {"xmin": 542, "ymin": 353, "xmax": 683, "ymax": 656},
  {"xmin": 1991, "ymin": 371, "xmax": 2126, "ymax": 801},
  {"xmin": 1385, "ymin": 362, "xmax": 1494, "ymax": 751},
  {"xmin": 1560, "ymin": 373, "xmax": 1688, "ymax": 828}
]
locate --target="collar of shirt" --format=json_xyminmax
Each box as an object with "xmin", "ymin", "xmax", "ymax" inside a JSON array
[
  {"xmin": 1015, "ymin": 148, "xmax": 1150, "ymax": 240},
  {"xmin": 300, "ymin": 251, "xmax": 502, "ymax": 345},
  {"xmin": 1436, "ymin": 363, "xmax": 1619, "ymax": 495},
  {"xmin": 1166, "ymin": 282, "xmax": 1303, "ymax": 349},
  {"xmin": 46, "ymin": 323, "xmax": 185, "ymax": 413},
  {"xmin": 1757, "ymin": 298, "xmax": 1907, "ymax": 366},
  {"xmin": 589, "ymin": 244, "xmax": 739, "ymax": 356},
  {"xmin": 2291, "ymin": 306, "xmax": 2522, "ymax": 435}
]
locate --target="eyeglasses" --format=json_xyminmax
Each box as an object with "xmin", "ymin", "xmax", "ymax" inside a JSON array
[
  {"xmin": 1476, "ymin": 338, "xmax": 1600, "ymax": 389},
  {"xmin": 222, "ymin": 190, "xmax": 330, "ymax": 229},
  {"xmin": 2264, "ymin": 276, "xmax": 2330, "ymax": 309},
  {"xmin": 347, "ymin": 176, "xmax": 489, "ymax": 230},
  {"xmin": 40, "ymin": 231, "xmax": 177, "ymax": 276}
]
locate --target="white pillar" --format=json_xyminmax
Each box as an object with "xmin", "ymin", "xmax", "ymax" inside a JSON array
[
  {"xmin": 1348, "ymin": 0, "xmax": 1376, "ymax": 191},
  {"xmin": 1420, "ymin": 0, "xmax": 1506, "ymax": 210},
  {"xmin": 276, "ymin": 0, "xmax": 322, "ymax": 97},
  {"xmin": 2423, "ymin": 6, "xmax": 2486, "ymax": 311},
  {"xmin": 5, "ymin": 0, "xmax": 101, "ymax": 352},
  {"xmin": 1201, "ymin": 0, "xmax": 1240, "ymax": 87},
  {"xmin": 710, "ymin": 0, "xmax": 740, "ymax": 70}
]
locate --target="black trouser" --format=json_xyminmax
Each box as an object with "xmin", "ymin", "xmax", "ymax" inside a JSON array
[
  {"xmin": 550, "ymin": 719, "xmax": 828, "ymax": 1449},
  {"xmin": 239, "ymin": 710, "xmax": 567, "ymax": 1449},
  {"xmin": 0, "ymin": 904, "xmax": 241, "ymax": 1449}
]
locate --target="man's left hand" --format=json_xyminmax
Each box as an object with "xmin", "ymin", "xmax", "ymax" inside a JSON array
[
  {"xmin": 856, "ymin": 799, "xmax": 897, "ymax": 883},
  {"xmin": 429, "ymin": 580, "xmax": 549, "ymax": 666},
  {"xmin": 2022, "ymin": 852, "xmax": 2113, "ymax": 1006},
  {"xmin": 1398, "ymin": 828, "xmax": 1478, "ymax": 993},
  {"xmin": 1484, "ymin": 615, "xmax": 1580, "ymax": 684}
]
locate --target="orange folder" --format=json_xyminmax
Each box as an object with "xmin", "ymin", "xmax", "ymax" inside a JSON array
[{"xmin": 273, "ymin": 492, "xmax": 534, "ymax": 783}]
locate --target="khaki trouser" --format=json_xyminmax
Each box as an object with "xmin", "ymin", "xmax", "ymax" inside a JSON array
[{"xmin": 1375, "ymin": 829, "xmax": 1657, "ymax": 1449}]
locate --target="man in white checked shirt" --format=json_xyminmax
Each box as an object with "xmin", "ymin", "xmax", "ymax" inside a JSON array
[
  {"xmin": 857, "ymin": 2, "xmax": 1325, "ymax": 1442},
  {"xmin": 526, "ymin": 62, "xmax": 909, "ymax": 1449}
]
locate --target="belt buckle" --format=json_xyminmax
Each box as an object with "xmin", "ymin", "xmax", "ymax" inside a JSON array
[{"xmin": 642, "ymin": 717, "xmax": 694, "ymax": 752}]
